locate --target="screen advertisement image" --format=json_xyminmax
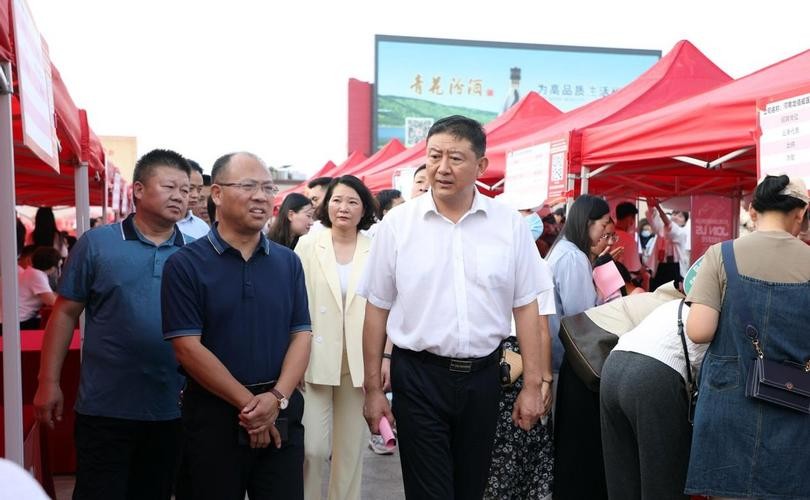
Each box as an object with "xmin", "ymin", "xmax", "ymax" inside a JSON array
[{"xmin": 374, "ymin": 35, "xmax": 660, "ymax": 149}]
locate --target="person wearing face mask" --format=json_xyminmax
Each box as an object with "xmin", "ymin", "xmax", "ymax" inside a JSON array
[
  {"xmin": 497, "ymin": 191, "xmax": 545, "ymax": 242},
  {"xmin": 638, "ymin": 219, "xmax": 659, "ymax": 279}
]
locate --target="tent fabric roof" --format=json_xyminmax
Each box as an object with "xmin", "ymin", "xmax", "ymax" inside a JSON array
[
  {"xmin": 52, "ymin": 64, "xmax": 83, "ymax": 162},
  {"xmin": 320, "ymin": 150, "xmax": 367, "ymax": 178},
  {"xmin": 11, "ymin": 65, "xmax": 107, "ymax": 206},
  {"xmin": 484, "ymin": 40, "xmax": 733, "ymax": 181},
  {"xmin": 581, "ymin": 48, "xmax": 810, "ymax": 167},
  {"xmin": 1, "ymin": 0, "xmax": 108, "ymax": 206},
  {"xmin": 363, "ymin": 91, "xmax": 562, "ymax": 192},
  {"xmin": 308, "ymin": 158, "xmax": 341, "ymax": 181},
  {"xmin": 273, "ymin": 141, "xmax": 407, "ymax": 209},
  {"xmin": 342, "ymin": 138, "xmax": 406, "ymax": 177},
  {"xmin": 272, "ymin": 160, "xmax": 336, "ymax": 209}
]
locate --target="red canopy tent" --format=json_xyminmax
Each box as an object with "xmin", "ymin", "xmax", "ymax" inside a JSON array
[
  {"xmin": 489, "ymin": 40, "xmax": 733, "ymax": 192},
  {"xmin": 1, "ymin": 0, "xmax": 103, "ymax": 474},
  {"xmin": 578, "ymin": 49, "xmax": 810, "ymax": 198},
  {"xmin": 342, "ymin": 138, "xmax": 405, "ymax": 177},
  {"xmin": 1, "ymin": 0, "xmax": 107, "ymax": 207},
  {"xmin": 273, "ymin": 140, "xmax": 407, "ymax": 210},
  {"xmin": 272, "ymin": 160, "xmax": 336, "ymax": 210},
  {"xmin": 12, "ymin": 70, "xmax": 107, "ymax": 205},
  {"xmin": 363, "ymin": 91, "xmax": 562, "ymax": 192},
  {"xmin": 319, "ymin": 150, "xmax": 367, "ymax": 178}
]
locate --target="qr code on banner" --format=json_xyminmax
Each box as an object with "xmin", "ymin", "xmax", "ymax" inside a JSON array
[
  {"xmin": 405, "ymin": 117, "xmax": 434, "ymax": 147},
  {"xmin": 550, "ymin": 152, "xmax": 564, "ymax": 181}
]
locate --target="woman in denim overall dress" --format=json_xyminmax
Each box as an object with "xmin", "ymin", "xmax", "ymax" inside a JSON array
[{"xmin": 685, "ymin": 174, "xmax": 810, "ymax": 499}]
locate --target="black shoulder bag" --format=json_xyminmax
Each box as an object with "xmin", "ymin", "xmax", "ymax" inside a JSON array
[
  {"xmin": 676, "ymin": 299, "xmax": 698, "ymax": 424},
  {"xmin": 744, "ymin": 324, "xmax": 810, "ymax": 414}
]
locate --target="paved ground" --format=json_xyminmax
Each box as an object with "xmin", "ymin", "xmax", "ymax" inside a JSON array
[{"xmin": 54, "ymin": 445, "xmax": 406, "ymax": 499}]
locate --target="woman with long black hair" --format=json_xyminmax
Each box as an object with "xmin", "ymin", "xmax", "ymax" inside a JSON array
[
  {"xmin": 267, "ymin": 193, "xmax": 314, "ymax": 249},
  {"xmin": 546, "ymin": 194, "xmax": 611, "ymax": 500}
]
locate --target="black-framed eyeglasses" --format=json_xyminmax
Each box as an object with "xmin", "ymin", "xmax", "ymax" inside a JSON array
[
  {"xmin": 601, "ymin": 232, "xmax": 618, "ymax": 243},
  {"xmin": 218, "ymin": 181, "xmax": 279, "ymax": 196}
]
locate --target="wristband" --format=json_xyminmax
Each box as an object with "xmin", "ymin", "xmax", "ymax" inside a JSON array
[
  {"xmin": 541, "ymin": 378, "xmax": 553, "ymax": 385},
  {"xmin": 382, "ymin": 353, "xmax": 392, "ymax": 360}
]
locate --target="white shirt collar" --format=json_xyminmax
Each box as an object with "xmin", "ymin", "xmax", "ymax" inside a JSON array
[{"xmin": 416, "ymin": 188, "xmax": 490, "ymax": 220}]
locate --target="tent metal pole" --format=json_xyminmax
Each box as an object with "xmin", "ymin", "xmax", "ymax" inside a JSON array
[
  {"xmin": 102, "ymin": 157, "xmax": 108, "ymax": 225},
  {"xmin": 565, "ymin": 172, "xmax": 577, "ymax": 212},
  {"xmin": 1, "ymin": 60, "xmax": 25, "ymax": 466},
  {"xmin": 708, "ymin": 147, "xmax": 753, "ymax": 168},
  {"xmin": 588, "ymin": 163, "xmax": 614, "ymax": 178},
  {"xmin": 75, "ymin": 161, "xmax": 90, "ymax": 351},
  {"xmin": 672, "ymin": 156, "xmax": 710, "ymax": 168},
  {"xmin": 75, "ymin": 161, "xmax": 90, "ymax": 237},
  {"xmin": 580, "ymin": 166, "xmax": 590, "ymax": 195}
]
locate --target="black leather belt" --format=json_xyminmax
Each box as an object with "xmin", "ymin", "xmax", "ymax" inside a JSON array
[
  {"xmin": 394, "ymin": 346, "xmax": 500, "ymax": 373},
  {"xmin": 243, "ymin": 380, "xmax": 278, "ymax": 395}
]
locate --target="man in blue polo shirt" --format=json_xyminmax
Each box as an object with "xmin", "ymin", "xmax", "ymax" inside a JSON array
[
  {"xmin": 162, "ymin": 152, "xmax": 312, "ymax": 500},
  {"xmin": 33, "ymin": 149, "xmax": 192, "ymax": 499}
]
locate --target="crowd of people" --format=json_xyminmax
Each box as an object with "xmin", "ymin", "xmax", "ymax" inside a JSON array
[
  {"xmin": 2, "ymin": 207, "xmax": 74, "ymax": 334},
  {"xmin": 3, "ymin": 113, "xmax": 805, "ymax": 500}
]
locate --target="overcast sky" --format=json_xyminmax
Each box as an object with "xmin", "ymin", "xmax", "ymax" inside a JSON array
[{"xmin": 28, "ymin": 0, "xmax": 809, "ymax": 176}]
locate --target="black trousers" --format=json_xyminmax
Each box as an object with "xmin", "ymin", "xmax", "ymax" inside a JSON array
[
  {"xmin": 600, "ymin": 351, "xmax": 692, "ymax": 500},
  {"xmin": 391, "ymin": 346, "xmax": 501, "ymax": 500},
  {"xmin": 177, "ymin": 380, "xmax": 305, "ymax": 500},
  {"xmin": 72, "ymin": 412, "xmax": 181, "ymax": 500},
  {"xmin": 553, "ymin": 358, "xmax": 608, "ymax": 500}
]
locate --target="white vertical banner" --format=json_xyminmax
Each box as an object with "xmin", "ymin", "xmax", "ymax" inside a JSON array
[
  {"xmin": 504, "ymin": 142, "xmax": 551, "ymax": 207},
  {"xmin": 758, "ymin": 89, "xmax": 810, "ymax": 186},
  {"xmin": 12, "ymin": 0, "xmax": 58, "ymax": 170}
]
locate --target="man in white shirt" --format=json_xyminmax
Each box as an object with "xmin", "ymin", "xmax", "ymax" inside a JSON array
[
  {"xmin": 648, "ymin": 198, "xmax": 691, "ymax": 280},
  {"xmin": 359, "ymin": 115, "xmax": 552, "ymax": 499},
  {"xmin": 177, "ymin": 159, "xmax": 211, "ymax": 239}
]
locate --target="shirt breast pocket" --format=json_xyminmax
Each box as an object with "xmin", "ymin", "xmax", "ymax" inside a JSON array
[{"xmin": 475, "ymin": 246, "xmax": 509, "ymax": 288}]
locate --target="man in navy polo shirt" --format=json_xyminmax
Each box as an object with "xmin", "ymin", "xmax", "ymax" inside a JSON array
[
  {"xmin": 33, "ymin": 149, "xmax": 192, "ymax": 499},
  {"xmin": 162, "ymin": 152, "xmax": 312, "ymax": 500}
]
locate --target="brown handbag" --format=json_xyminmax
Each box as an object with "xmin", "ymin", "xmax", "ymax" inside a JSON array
[{"xmin": 559, "ymin": 312, "xmax": 619, "ymax": 392}]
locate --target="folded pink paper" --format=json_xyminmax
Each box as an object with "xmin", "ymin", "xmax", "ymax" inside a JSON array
[
  {"xmin": 593, "ymin": 261, "xmax": 625, "ymax": 298},
  {"xmin": 379, "ymin": 416, "xmax": 396, "ymax": 449}
]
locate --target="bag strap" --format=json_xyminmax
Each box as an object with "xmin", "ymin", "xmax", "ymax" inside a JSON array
[{"xmin": 677, "ymin": 299, "xmax": 694, "ymax": 387}]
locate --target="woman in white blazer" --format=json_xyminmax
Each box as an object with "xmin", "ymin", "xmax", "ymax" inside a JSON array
[{"xmin": 295, "ymin": 175, "xmax": 376, "ymax": 500}]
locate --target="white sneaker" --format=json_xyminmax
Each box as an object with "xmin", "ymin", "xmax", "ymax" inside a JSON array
[{"xmin": 368, "ymin": 434, "xmax": 394, "ymax": 455}]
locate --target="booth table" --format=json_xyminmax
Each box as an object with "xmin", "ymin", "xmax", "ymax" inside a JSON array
[{"xmin": 0, "ymin": 330, "xmax": 81, "ymax": 475}]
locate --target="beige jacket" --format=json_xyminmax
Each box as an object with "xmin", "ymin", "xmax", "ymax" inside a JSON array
[{"xmin": 295, "ymin": 229, "xmax": 370, "ymax": 387}]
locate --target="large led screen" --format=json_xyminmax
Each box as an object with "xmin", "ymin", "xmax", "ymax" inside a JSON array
[{"xmin": 374, "ymin": 35, "xmax": 660, "ymax": 149}]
